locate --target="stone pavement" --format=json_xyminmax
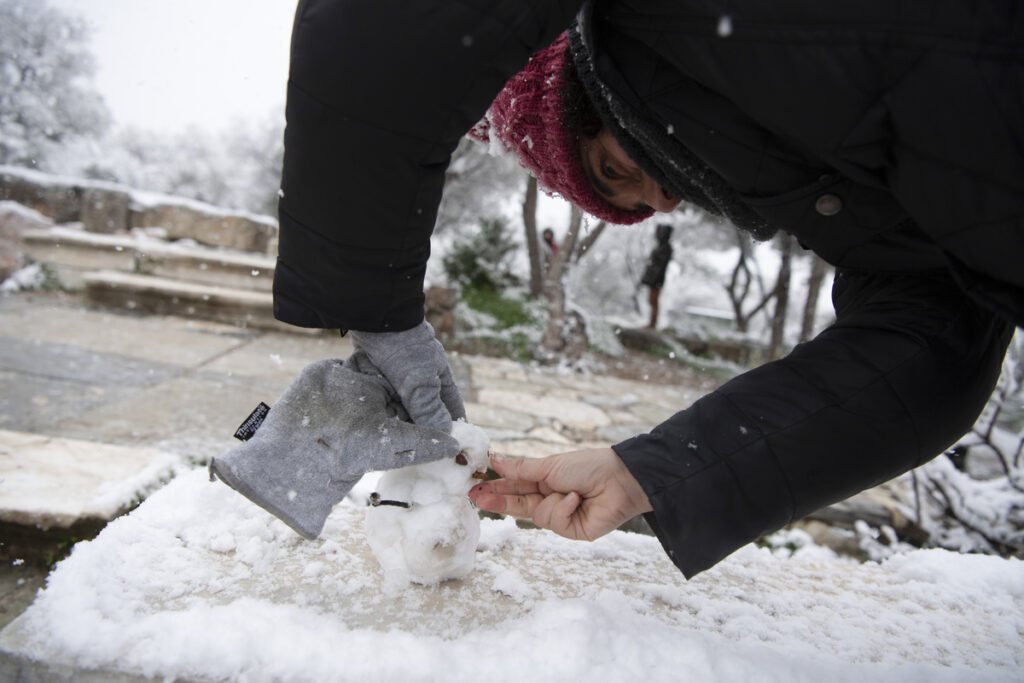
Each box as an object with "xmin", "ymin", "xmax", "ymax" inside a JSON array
[{"xmin": 0, "ymin": 290, "xmax": 704, "ymax": 635}]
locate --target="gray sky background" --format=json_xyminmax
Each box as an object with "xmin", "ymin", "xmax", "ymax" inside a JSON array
[{"xmin": 50, "ymin": 0, "xmax": 298, "ymax": 132}]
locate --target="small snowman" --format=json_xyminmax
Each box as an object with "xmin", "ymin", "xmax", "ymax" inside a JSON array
[{"xmin": 364, "ymin": 420, "xmax": 491, "ymax": 586}]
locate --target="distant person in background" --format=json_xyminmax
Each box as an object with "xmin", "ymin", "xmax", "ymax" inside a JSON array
[
  {"xmin": 541, "ymin": 227, "xmax": 558, "ymax": 274},
  {"xmin": 640, "ymin": 223, "xmax": 673, "ymax": 329}
]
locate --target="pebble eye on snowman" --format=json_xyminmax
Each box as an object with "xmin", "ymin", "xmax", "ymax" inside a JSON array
[{"xmin": 364, "ymin": 421, "xmax": 492, "ymax": 586}]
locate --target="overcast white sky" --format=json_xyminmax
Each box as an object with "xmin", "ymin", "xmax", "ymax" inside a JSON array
[{"xmin": 50, "ymin": 0, "xmax": 298, "ymax": 132}]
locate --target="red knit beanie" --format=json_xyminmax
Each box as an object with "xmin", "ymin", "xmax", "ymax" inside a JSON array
[{"xmin": 470, "ymin": 33, "xmax": 653, "ymax": 226}]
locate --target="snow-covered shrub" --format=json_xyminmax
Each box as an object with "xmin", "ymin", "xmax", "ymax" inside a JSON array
[
  {"xmin": 453, "ymin": 287, "xmax": 544, "ymax": 362},
  {"xmin": 460, "ymin": 285, "xmax": 536, "ymax": 330},
  {"xmin": 442, "ymin": 216, "xmax": 519, "ymax": 292},
  {"xmin": 0, "ymin": 262, "xmax": 57, "ymax": 292},
  {"xmin": 581, "ymin": 313, "xmax": 626, "ymax": 358}
]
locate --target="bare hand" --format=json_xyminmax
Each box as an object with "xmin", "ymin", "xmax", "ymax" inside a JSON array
[{"xmin": 468, "ymin": 448, "xmax": 652, "ymax": 542}]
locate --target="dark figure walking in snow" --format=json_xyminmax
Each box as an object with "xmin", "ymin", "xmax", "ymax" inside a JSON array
[
  {"xmin": 640, "ymin": 223, "xmax": 673, "ymax": 329},
  {"xmin": 220, "ymin": 0, "xmax": 1023, "ymax": 579}
]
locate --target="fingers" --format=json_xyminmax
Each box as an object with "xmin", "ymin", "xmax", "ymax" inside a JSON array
[
  {"xmin": 469, "ymin": 484, "xmax": 587, "ymax": 541},
  {"xmin": 469, "ymin": 450, "xmax": 634, "ymax": 543},
  {"xmin": 469, "ymin": 460, "xmax": 544, "ymax": 516},
  {"xmin": 470, "ymin": 453, "xmax": 557, "ymax": 514},
  {"xmin": 469, "ymin": 453, "xmax": 588, "ymax": 539},
  {"xmin": 488, "ymin": 452, "xmax": 552, "ymax": 484},
  {"xmin": 474, "ymin": 477, "xmax": 541, "ymax": 496},
  {"xmin": 534, "ymin": 491, "xmax": 583, "ymax": 538},
  {"xmin": 470, "ymin": 489, "xmax": 547, "ymax": 518}
]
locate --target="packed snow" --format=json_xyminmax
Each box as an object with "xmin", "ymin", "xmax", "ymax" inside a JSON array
[
  {"xmin": 366, "ymin": 421, "xmax": 491, "ymax": 587},
  {"xmin": 3, "ymin": 467, "xmax": 1022, "ymax": 682}
]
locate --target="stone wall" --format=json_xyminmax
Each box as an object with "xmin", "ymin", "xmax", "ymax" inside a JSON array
[
  {"xmin": 0, "ymin": 202, "xmax": 53, "ymax": 281},
  {"xmin": 0, "ymin": 165, "xmax": 277, "ymax": 254},
  {"xmin": 0, "ymin": 167, "xmax": 83, "ymax": 224}
]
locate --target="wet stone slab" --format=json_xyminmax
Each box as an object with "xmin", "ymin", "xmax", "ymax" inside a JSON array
[
  {"xmin": 0, "ymin": 298, "xmax": 251, "ymax": 368},
  {"xmin": 53, "ymin": 375, "xmax": 269, "ymax": 461},
  {"xmin": 474, "ymin": 389, "xmax": 611, "ymax": 431},
  {"xmin": 0, "ymin": 369, "xmax": 138, "ymax": 434},
  {"xmin": 462, "ymin": 401, "xmax": 538, "ymax": 433},
  {"xmin": 0, "ymin": 337, "xmax": 180, "ymax": 389}
]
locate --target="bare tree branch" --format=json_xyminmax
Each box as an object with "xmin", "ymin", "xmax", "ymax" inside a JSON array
[
  {"xmin": 522, "ymin": 174, "xmax": 541, "ymax": 296},
  {"xmin": 574, "ymin": 220, "xmax": 607, "ymax": 262}
]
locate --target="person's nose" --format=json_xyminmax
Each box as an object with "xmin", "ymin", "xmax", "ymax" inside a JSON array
[{"xmin": 641, "ymin": 175, "xmax": 680, "ymax": 213}]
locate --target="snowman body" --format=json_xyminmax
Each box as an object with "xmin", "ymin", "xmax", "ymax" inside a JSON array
[{"xmin": 365, "ymin": 421, "xmax": 490, "ymax": 586}]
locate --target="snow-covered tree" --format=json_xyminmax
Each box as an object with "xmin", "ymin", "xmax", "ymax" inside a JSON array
[
  {"xmin": 724, "ymin": 229, "xmax": 774, "ymax": 334},
  {"xmin": 436, "ymin": 137, "xmax": 521, "ymax": 236},
  {"xmin": 0, "ymin": 0, "xmax": 110, "ymax": 167},
  {"xmin": 539, "ymin": 203, "xmax": 586, "ymax": 357},
  {"xmin": 58, "ymin": 113, "xmax": 285, "ymax": 215},
  {"xmin": 224, "ymin": 114, "xmax": 285, "ymax": 216}
]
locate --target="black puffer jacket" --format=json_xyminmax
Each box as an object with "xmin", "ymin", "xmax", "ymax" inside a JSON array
[
  {"xmin": 640, "ymin": 236, "xmax": 672, "ymax": 288},
  {"xmin": 277, "ymin": 0, "xmax": 1021, "ymax": 576}
]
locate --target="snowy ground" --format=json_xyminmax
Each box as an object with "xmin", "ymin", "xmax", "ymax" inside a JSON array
[{"xmin": 3, "ymin": 467, "xmax": 1022, "ymax": 683}]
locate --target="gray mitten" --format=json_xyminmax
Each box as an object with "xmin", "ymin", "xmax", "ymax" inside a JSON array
[
  {"xmin": 209, "ymin": 352, "xmax": 459, "ymax": 540},
  {"xmin": 349, "ymin": 320, "xmax": 466, "ymax": 434}
]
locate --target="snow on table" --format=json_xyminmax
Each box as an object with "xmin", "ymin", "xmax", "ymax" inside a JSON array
[{"xmin": 2, "ymin": 468, "xmax": 1022, "ymax": 683}]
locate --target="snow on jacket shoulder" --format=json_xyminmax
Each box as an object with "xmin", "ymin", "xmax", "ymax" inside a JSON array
[{"xmin": 274, "ymin": 0, "xmax": 582, "ymax": 332}]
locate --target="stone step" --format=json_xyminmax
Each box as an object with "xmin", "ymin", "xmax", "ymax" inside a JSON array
[
  {"xmin": 22, "ymin": 226, "xmax": 275, "ymax": 292},
  {"xmin": 82, "ymin": 270, "xmax": 295, "ymax": 332},
  {"xmin": 0, "ymin": 429, "xmax": 179, "ymax": 567}
]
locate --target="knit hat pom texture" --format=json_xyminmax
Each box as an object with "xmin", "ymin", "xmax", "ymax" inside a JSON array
[{"xmin": 471, "ymin": 33, "xmax": 651, "ymax": 226}]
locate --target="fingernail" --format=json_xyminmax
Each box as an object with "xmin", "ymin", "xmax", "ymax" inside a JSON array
[{"xmin": 491, "ymin": 452, "xmax": 506, "ymax": 464}]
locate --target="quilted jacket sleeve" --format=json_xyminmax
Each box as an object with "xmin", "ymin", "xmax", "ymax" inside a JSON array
[
  {"xmin": 614, "ymin": 268, "xmax": 1012, "ymax": 578},
  {"xmin": 274, "ymin": 0, "xmax": 582, "ymax": 331}
]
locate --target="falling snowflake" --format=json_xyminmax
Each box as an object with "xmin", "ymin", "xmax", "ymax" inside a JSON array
[{"xmin": 717, "ymin": 15, "xmax": 733, "ymax": 37}]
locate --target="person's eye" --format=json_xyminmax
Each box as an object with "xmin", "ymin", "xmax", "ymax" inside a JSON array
[{"xmin": 601, "ymin": 160, "xmax": 622, "ymax": 180}]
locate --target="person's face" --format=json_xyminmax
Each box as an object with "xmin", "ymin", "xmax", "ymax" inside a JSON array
[{"xmin": 580, "ymin": 129, "xmax": 680, "ymax": 213}]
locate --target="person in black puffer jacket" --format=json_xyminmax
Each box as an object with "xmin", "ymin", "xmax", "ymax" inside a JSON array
[
  {"xmin": 640, "ymin": 224, "xmax": 673, "ymax": 329},
  {"xmin": 269, "ymin": 0, "xmax": 1021, "ymax": 578}
]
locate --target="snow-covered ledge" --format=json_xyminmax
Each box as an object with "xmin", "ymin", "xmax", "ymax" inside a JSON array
[
  {"xmin": 0, "ymin": 165, "xmax": 278, "ymax": 253},
  {"xmin": 0, "ymin": 430, "xmax": 180, "ymax": 531},
  {"xmin": 1, "ymin": 467, "xmax": 1021, "ymax": 682}
]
